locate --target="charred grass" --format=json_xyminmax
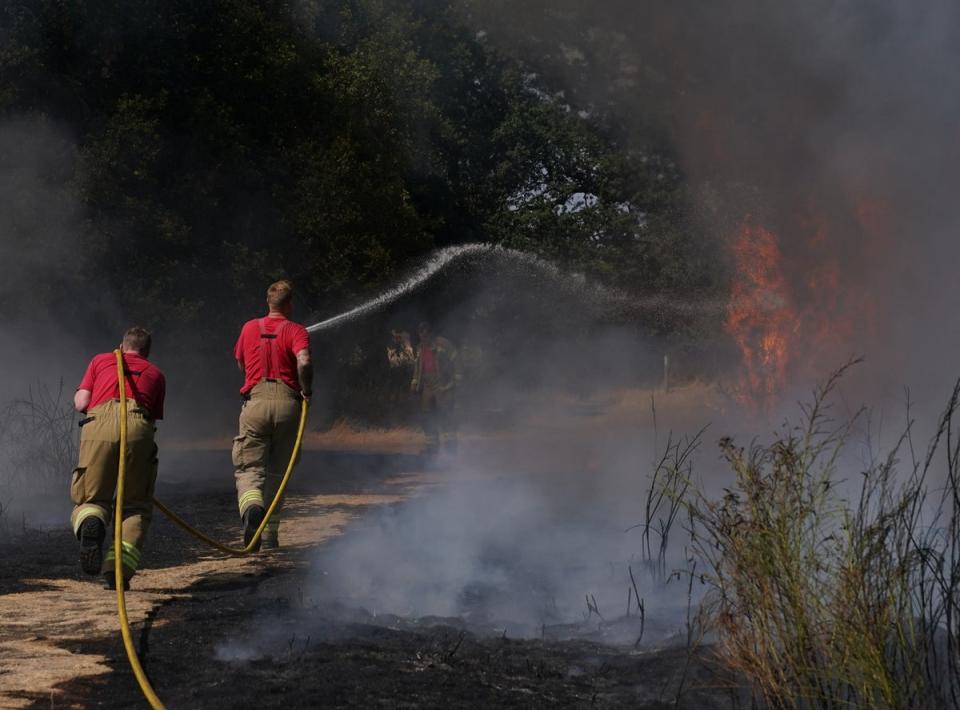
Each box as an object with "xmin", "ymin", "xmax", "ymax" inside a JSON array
[{"xmin": 11, "ymin": 368, "xmax": 960, "ymax": 708}]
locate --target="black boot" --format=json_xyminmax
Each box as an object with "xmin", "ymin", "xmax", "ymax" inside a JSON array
[
  {"xmin": 78, "ymin": 517, "xmax": 105, "ymax": 576},
  {"xmin": 242, "ymin": 505, "xmax": 265, "ymax": 551},
  {"xmin": 261, "ymin": 530, "xmax": 280, "ymax": 551},
  {"xmin": 103, "ymin": 573, "xmax": 131, "ymax": 591}
]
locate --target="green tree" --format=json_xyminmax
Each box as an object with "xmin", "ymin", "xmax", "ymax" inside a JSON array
[{"xmin": 0, "ymin": 0, "xmax": 709, "ymax": 340}]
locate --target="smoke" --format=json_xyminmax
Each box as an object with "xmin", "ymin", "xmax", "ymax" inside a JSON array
[
  {"xmin": 295, "ymin": 0, "xmax": 960, "ymax": 639},
  {"xmin": 0, "ymin": 118, "xmax": 99, "ymax": 521},
  {"xmin": 458, "ymin": 0, "xmax": 960, "ymax": 424},
  {"xmin": 0, "ymin": 118, "xmax": 93, "ymax": 385},
  {"xmin": 301, "ymin": 253, "xmax": 728, "ymax": 640},
  {"xmin": 2, "ymin": 2, "xmax": 955, "ymax": 654},
  {"xmin": 310, "ymin": 421, "xmax": 706, "ymax": 641}
]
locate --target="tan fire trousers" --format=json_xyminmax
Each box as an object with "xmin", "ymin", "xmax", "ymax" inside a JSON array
[
  {"xmin": 420, "ymin": 378, "xmax": 457, "ymax": 451},
  {"xmin": 70, "ymin": 400, "xmax": 158, "ymax": 579},
  {"xmin": 233, "ymin": 381, "xmax": 301, "ymax": 543}
]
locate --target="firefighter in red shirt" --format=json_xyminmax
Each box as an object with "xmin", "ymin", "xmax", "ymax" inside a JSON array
[
  {"xmin": 71, "ymin": 327, "xmax": 165, "ymax": 589},
  {"xmin": 410, "ymin": 321, "xmax": 460, "ymax": 453},
  {"xmin": 234, "ymin": 280, "xmax": 312, "ymax": 550}
]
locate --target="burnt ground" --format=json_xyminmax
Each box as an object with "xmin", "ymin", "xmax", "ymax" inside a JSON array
[{"xmin": 0, "ymin": 445, "xmax": 740, "ymax": 709}]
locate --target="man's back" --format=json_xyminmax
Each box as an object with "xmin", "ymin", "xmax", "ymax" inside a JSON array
[
  {"xmin": 69, "ymin": 327, "xmax": 162, "ymax": 587},
  {"xmin": 79, "ymin": 351, "xmax": 165, "ymax": 419},
  {"xmin": 234, "ymin": 316, "xmax": 309, "ymax": 395},
  {"xmin": 231, "ymin": 280, "xmax": 312, "ymax": 551}
]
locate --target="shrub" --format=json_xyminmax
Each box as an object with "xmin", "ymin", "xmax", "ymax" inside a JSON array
[
  {"xmin": 0, "ymin": 380, "xmax": 77, "ymax": 496},
  {"xmin": 687, "ymin": 367, "xmax": 960, "ymax": 708}
]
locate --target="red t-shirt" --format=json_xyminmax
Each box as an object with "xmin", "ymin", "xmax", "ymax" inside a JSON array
[
  {"xmin": 420, "ymin": 345, "xmax": 438, "ymax": 375},
  {"xmin": 234, "ymin": 315, "xmax": 310, "ymax": 395},
  {"xmin": 78, "ymin": 352, "xmax": 166, "ymax": 419}
]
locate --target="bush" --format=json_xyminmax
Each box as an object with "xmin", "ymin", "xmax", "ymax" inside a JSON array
[
  {"xmin": 0, "ymin": 380, "xmax": 77, "ymax": 496},
  {"xmin": 687, "ymin": 367, "xmax": 960, "ymax": 708}
]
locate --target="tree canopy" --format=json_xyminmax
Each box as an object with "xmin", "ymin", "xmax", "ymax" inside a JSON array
[{"xmin": 1, "ymin": 0, "xmax": 718, "ymax": 332}]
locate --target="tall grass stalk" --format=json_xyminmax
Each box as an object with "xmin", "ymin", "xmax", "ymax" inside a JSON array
[
  {"xmin": 686, "ymin": 366, "xmax": 960, "ymax": 708},
  {"xmin": 634, "ymin": 429, "xmax": 701, "ymax": 582},
  {"xmin": 0, "ymin": 380, "xmax": 77, "ymax": 493}
]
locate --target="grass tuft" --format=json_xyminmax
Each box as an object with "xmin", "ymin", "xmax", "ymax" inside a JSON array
[
  {"xmin": 0, "ymin": 379, "xmax": 77, "ymax": 496},
  {"xmin": 685, "ymin": 365, "xmax": 960, "ymax": 708}
]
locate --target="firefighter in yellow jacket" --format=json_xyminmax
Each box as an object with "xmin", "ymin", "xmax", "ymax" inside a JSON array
[
  {"xmin": 410, "ymin": 321, "xmax": 460, "ymax": 453},
  {"xmin": 71, "ymin": 327, "xmax": 165, "ymax": 590}
]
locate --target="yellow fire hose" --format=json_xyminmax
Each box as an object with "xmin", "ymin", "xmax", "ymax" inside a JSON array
[
  {"xmin": 112, "ymin": 350, "xmax": 308, "ymax": 709},
  {"xmin": 151, "ymin": 402, "xmax": 308, "ymax": 555}
]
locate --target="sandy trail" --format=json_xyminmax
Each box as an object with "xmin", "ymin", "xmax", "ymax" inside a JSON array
[
  {"xmin": 0, "ymin": 467, "xmax": 425, "ymax": 708},
  {"xmin": 0, "ymin": 386, "xmax": 733, "ymax": 708}
]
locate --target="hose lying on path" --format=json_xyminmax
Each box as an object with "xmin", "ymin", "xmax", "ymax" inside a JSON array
[{"xmin": 112, "ymin": 349, "xmax": 308, "ymax": 709}]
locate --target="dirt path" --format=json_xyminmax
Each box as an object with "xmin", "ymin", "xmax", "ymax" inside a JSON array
[
  {"xmin": 0, "ymin": 401, "xmax": 739, "ymax": 708},
  {"xmin": 0, "ymin": 450, "xmax": 430, "ymax": 709}
]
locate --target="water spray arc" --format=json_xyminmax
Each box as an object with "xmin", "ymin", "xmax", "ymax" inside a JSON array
[
  {"xmin": 305, "ymin": 244, "xmax": 490, "ymax": 333},
  {"xmin": 304, "ymin": 243, "xmax": 724, "ymax": 334},
  {"xmin": 111, "ymin": 244, "xmax": 723, "ymax": 709}
]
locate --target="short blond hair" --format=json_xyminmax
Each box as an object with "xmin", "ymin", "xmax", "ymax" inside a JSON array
[
  {"xmin": 266, "ymin": 280, "xmax": 294, "ymax": 309},
  {"xmin": 122, "ymin": 326, "xmax": 152, "ymax": 356}
]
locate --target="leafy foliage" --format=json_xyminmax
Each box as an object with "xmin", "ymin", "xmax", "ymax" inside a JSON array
[{"xmin": 0, "ymin": 0, "xmax": 713, "ymax": 338}]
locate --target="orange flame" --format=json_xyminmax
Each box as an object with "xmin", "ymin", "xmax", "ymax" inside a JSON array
[
  {"xmin": 726, "ymin": 193, "xmax": 885, "ymax": 409},
  {"xmin": 725, "ymin": 220, "xmax": 795, "ymax": 407}
]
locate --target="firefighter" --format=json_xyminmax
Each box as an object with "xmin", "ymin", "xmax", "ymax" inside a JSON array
[
  {"xmin": 233, "ymin": 279, "xmax": 312, "ymax": 551},
  {"xmin": 71, "ymin": 327, "xmax": 165, "ymax": 590},
  {"xmin": 410, "ymin": 321, "xmax": 460, "ymax": 453},
  {"xmin": 386, "ymin": 329, "xmax": 415, "ymax": 369}
]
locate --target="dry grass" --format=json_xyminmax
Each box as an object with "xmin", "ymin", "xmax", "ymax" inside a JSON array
[
  {"xmin": 168, "ymin": 418, "xmax": 426, "ymax": 454},
  {"xmin": 303, "ymin": 419, "xmax": 426, "ymax": 453},
  {"xmin": 0, "ymin": 380, "xmax": 76, "ymax": 495},
  {"xmin": 634, "ymin": 426, "xmax": 700, "ymax": 583},
  {"xmin": 684, "ymin": 365, "xmax": 960, "ymax": 708}
]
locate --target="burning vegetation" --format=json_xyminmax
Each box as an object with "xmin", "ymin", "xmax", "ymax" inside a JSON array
[
  {"xmin": 3, "ymin": 0, "xmax": 960, "ymax": 708},
  {"xmin": 724, "ymin": 192, "xmax": 886, "ymax": 409},
  {"xmin": 725, "ymin": 220, "xmax": 793, "ymax": 407}
]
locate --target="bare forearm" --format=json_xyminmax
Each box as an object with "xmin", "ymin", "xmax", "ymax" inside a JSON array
[
  {"xmin": 296, "ymin": 349, "xmax": 313, "ymax": 395},
  {"xmin": 298, "ymin": 364, "xmax": 313, "ymax": 394},
  {"xmin": 74, "ymin": 389, "xmax": 91, "ymax": 413}
]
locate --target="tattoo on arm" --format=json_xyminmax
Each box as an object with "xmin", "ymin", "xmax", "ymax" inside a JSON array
[{"xmin": 296, "ymin": 349, "xmax": 313, "ymax": 394}]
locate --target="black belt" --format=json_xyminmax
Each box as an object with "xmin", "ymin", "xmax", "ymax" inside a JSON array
[
  {"xmin": 242, "ymin": 380, "xmax": 302, "ymax": 402},
  {"xmin": 242, "ymin": 379, "xmax": 280, "ymax": 400},
  {"xmin": 80, "ymin": 407, "xmax": 154, "ymax": 425}
]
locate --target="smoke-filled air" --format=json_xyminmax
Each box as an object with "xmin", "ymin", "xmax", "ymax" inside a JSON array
[{"xmin": 1, "ymin": 1, "xmax": 958, "ymax": 708}]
